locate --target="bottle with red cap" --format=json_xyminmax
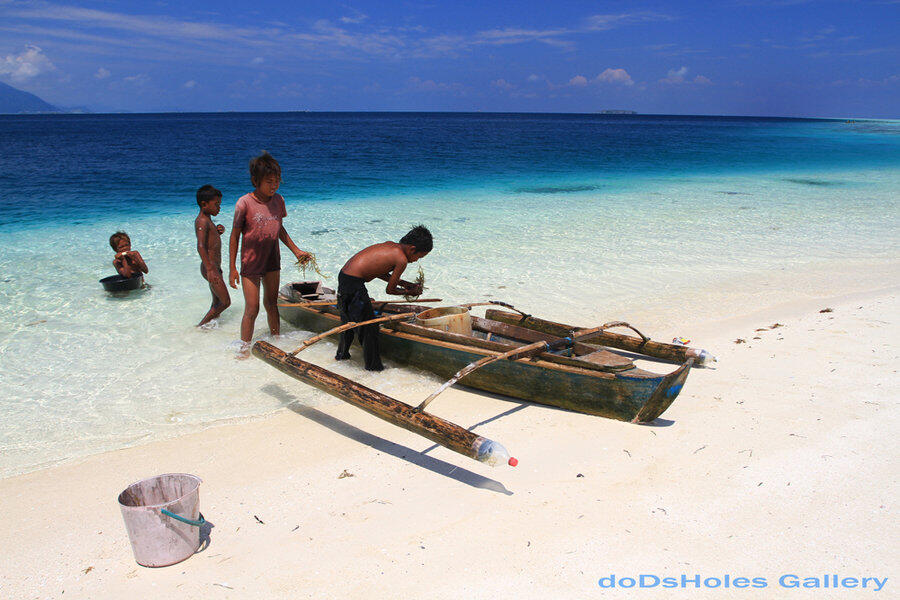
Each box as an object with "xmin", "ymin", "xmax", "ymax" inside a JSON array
[{"xmin": 475, "ymin": 439, "xmax": 518, "ymax": 467}]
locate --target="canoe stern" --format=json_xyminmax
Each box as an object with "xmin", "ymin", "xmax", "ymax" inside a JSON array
[{"xmin": 632, "ymin": 359, "xmax": 693, "ymax": 423}]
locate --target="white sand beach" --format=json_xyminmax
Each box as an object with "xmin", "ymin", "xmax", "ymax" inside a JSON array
[{"xmin": 1, "ymin": 285, "xmax": 897, "ymax": 599}]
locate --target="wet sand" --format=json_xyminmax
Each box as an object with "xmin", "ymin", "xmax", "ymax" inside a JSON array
[{"xmin": 1, "ymin": 288, "xmax": 897, "ymax": 599}]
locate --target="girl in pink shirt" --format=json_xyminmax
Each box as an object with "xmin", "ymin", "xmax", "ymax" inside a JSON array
[{"xmin": 229, "ymin": 151, "xmax": 312, "ymax": 353}]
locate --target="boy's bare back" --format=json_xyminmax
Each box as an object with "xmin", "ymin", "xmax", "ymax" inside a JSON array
[{"xmin": 341, "ymin": 241, "xmax": 408, "ymax": 282}]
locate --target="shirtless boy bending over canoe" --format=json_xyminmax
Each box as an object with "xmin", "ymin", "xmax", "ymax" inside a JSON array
[{"xmin": 336, "ymin": 225, "xmax": 432, "ymax": 371}]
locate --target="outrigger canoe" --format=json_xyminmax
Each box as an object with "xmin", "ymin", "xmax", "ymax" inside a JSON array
[{"xmin": 256, "ymin": 282, "xmax": 714, "ymax": 424}]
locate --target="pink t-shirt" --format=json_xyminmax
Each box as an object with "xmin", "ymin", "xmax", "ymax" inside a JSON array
[{"xmin": 233, "ymin": 192, "xmax": 287, "ymax": 276}]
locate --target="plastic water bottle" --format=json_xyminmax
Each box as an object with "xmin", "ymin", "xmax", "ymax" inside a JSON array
[
  {"xmin": 475, "ymin": 439, "xmax": 518, "ymax": 467},
  {"xmin": 673, "ymin": 338, "xmax": 717, "ymax": 367},
  {"xmin": 696, "ymin": 349, "xmax": 717, "ymax": 367}
]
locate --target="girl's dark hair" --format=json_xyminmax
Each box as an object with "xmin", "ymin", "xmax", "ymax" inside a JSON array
[
  {"xmin": 249, "ymin": 151, "xmax": 281, "ymax": 187},
  {"xmin": 109, "ymin": 231, "xmax": 129, "ymax": 250},
  {"xmin": 400, "ymin": 225, "xmax": 433, "ymax": 253},
  {"xmin": 196, "ymin": 184, "xmax": 222, "ymax": 207}
]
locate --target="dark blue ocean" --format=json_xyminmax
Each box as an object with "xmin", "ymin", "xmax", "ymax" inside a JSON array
[
  {"xmin": 1, "ymin": 112, "xmax": 898, "ymax": 477},
  {"xmin": 2, "ymin": 112, "xmax": 899, "ymax": 228}
]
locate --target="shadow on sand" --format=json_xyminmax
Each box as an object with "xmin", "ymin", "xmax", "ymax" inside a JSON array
[{"xmin": 261, "ymin": 383, "xmax": 514, "ymax": 495}]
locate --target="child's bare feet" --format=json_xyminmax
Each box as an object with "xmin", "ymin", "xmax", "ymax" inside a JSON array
[{"xmin": 230, "ymin": 340, "xmax": 252, "ymax": 360}]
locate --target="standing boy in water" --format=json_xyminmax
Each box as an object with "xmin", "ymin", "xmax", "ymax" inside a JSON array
[
  {"xmin": 229, "ymin": 151, "xmax": 312, "ymax": 354},
  {"xmin": 109, "ymin": 231, "xmax": 148, "ymax": 278},
  {"xmin": 195, "ymin": 184, "xmax": 231, "ymax": 327},
  {"xmin": 336, "ymin": 225, "xmax": 432, "ymax": 371}
]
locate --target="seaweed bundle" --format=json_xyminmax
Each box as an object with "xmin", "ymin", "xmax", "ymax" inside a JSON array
[
  {"xmin": 296, "ymin": 253, "xmax": 329, "ymax": 280},
  {"xmin": 404, "ymin": 265, "xmax": 426, "ymax": 301}
]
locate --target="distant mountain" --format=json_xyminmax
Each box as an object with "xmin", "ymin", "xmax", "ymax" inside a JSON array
[{"xmin": 0, "ymin": 81, "xmax": 60, "ymax": 113}]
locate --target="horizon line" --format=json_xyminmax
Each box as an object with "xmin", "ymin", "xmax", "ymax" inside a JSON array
[{"xmin": 2, "ymin": 109, "xmax": 889, "ymax": 121}]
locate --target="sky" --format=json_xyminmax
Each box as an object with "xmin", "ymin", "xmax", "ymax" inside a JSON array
[{"xmin": 1, "ymin": 0, "xmax": 898, "ymax": 117}]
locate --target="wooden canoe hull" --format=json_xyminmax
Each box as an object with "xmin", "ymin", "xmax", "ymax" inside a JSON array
[{"xmin": 279, "ymin": 302, "xmax": 690, "ymax": 423}]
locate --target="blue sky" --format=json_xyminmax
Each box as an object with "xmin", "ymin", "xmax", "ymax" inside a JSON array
[{"xmin": 1, "ymin": 0, "xmax": 898, "ymax": 116}]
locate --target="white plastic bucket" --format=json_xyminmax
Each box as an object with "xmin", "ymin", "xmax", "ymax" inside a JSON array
[
  {"xmin": 416, "ymin": 306, "xmax": 473, "ymax": 336},
  {"xmin": 118, "ymin": 473, "xmax": 204, "ymax": 567}
]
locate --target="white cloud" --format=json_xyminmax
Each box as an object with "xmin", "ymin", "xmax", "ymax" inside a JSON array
[
  {"xmin": 405, "ymin": 76, "xmax": 464, "ymax": 94},
  {"xmin": 124, "ymin": 73, "xmax": 150, "ymax": 85},
  {"xmin": 659, "ymin": 67, "xmax": 713, "ymax": 85},
  {"xmin": 491, "ymin": 78, "xmax": 514, "ymax": 90},
  {"xmin": 94, "ymin": 67, "xmax": 111, "ymax": 79},
  {"xmin": 527, "ymin": 74, "xmax": 543, "ymax": 83},
  {"xmin": 799, "ymin": 25, "xmax": 836, "ymax": 43},
  {"xmin": 3, "ymin": 5, "xmax": 674, "ymax": 67},
  {"xmin": 568, "ymin": 75, "xmax": 588, "ymax": 87},
  {"xmin": 585, "ymin": 12, "xmax": 675, "ymax": 31},
  {"xmin": 595, "ymin": 68, "xmax": 633, "ymax": 85},
  {"xmin": 251, "ymin": 57, "xmax": 264, "ymax": 65},
  {"xmin": 832, "ymin": 74, "xmax": 900, "ymax": 87},
  {"xmin": 340, "ymin": 11, "xmax": 368, "ymax": 24},
  {"xmin": 0, "ymin": 45, "xmax": 55, "ymax": 81},
  {"xmin": 660, "ymin": 66, "xmax": 688, "ymax": 84},
  {"xmin": 566, "ymin": 69, "xmax": 635, "ymax": 88},
  {"xmin": 183, "ymin": 79, "xmax": 197, "ymax": 88}
]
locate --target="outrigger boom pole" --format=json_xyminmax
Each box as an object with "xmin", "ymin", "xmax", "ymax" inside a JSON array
[{"xmin": 252, "ymin": 342, "xmax": 517, "ymax": 468}]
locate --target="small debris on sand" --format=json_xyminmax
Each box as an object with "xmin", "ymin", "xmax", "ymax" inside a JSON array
[
  {"xmin": 576, "ymin": 473, "xmax": 584, "ymax": 478},
  {"xmin": 253, "ymin": 515, "xmax": 265, "ymax": 524},
  {"xmin": 734, "ymin": 338, "xmax": 746, "ymax": 344},
  {"xmin": 82, "ymin": 566, "xmax": 93, "ymax": 575},
  {"xmin": 693, "ymin": 445, "xmax": 707, "ymax": 454},
  {"xmin": 338, "ymin": 469, "xmax": 354, "ymax": 479},
  {"xmin": 819, "ymin": 307, "xmax": 833, "ymax": 313}
]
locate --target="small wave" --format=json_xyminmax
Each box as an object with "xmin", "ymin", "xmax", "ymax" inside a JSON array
[{"xmin": 514, "ymin": 184, "xmax": 600, "ymax": 194}]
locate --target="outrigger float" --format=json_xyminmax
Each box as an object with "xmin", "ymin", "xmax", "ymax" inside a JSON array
[{"xmin": 252, "ymin": 281, "xmax": 715, "ymax": 467}]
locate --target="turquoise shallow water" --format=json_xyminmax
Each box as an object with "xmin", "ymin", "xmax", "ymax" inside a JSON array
[{"xmin": 0, "ymin": 113, "xmax": 898, "ymax": 477}]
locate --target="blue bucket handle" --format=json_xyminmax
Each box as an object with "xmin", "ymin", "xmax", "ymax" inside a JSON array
[{"xmin": 160, "ymin": 509, "xmax": 206, "ymax": 527}]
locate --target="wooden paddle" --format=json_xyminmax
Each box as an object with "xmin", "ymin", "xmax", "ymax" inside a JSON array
[
  {"xmin": 414, "ymin": 322, "xmax": 619, "ymax": 412},
  {"xmin": 288, "ymin": 312, "xmax": 416, "ymax": 356}
]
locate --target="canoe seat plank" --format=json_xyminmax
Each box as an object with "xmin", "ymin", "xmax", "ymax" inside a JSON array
[{"xmin": 579, "ymin": 349, "xmax": 633, "ymax": 368}]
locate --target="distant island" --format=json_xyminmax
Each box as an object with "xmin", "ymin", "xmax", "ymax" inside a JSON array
[
  {"xmin": 597, "ymin": 110, "xmax": 637, "ymax": 115},
  {"xmin": 0, "ymin": 81, "xmax": 61, "ymax": 114}
]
